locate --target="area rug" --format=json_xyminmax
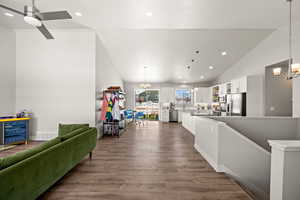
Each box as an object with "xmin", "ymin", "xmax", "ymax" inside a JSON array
[{"xmin": 0, "ymin": 145, "xmax": 16, "ymax": 152}]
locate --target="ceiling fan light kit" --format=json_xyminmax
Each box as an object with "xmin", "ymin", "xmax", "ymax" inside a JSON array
[
  {"xmin": 24, "ymin": 16, "xmax": 42, "ymax": 27},
  {"xmin": 24, "ymin": 6, "xmax": 42, "ymax": 27},
  {"xmin": 0, "ymin": 0, "xmax": 72, "ymax": 39}
]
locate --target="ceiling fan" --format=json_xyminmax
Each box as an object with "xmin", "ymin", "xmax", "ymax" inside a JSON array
[{"xmin": 0, "ymin": 0, "xmax": 72, "ymax": 39}]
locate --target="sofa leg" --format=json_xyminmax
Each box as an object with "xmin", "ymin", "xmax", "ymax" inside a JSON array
[{"xmin": 89, "ymin": 152, "xmax": 92, "ymax": 160}]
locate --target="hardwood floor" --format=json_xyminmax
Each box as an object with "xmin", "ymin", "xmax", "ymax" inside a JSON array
[
  {"xmin": 38, "ymin": 121, "xmax": 251, "ymax": 200},
  {"xmin": 0, "ymin": 141, "xmax": 42, "ymax": 158}
]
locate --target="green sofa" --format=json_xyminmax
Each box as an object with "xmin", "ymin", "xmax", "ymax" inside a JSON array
[{"xmin": 0, "ymin": 125, "xmax": 97, "ymax": 200}]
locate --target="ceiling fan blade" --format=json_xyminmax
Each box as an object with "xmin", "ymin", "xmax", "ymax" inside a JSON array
[
  {"xmin": 39, "ymin": 11, "xmax": 72, "ymax": 21},
  {"xmin": 0, "ymin": 4, "xmax": 24, "ymax": 16},
  {"xmin": 37, "ymin": 24, "xmax": 54, "ymax": 39}
]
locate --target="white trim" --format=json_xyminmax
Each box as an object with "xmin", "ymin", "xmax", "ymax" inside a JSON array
[
  {"xmin": 194, "ymin": 144, "xmax": 222, "ymax": 172},
  {"xmin": 269, "ymin": 140, "xmax": 300, "ymax": 152},
  {"xmin": 220, "ymin": 165, "xmax": 269, "ymax": 200},
  {"xmin": 220, "ymin": 122, "xmax": 270, "ymax": 154},
  {"xmin": 30, "ymin": 132, "xmax": 57, "ymax": 141}
]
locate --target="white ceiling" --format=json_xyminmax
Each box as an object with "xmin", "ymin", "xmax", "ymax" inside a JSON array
[
  {"xmin": 98, "ymin": 29, "xmax": 273, "ymax": 83},
  {"xmin": 1, "ymin": 0, "xmax": 299, "ymax": 83}
]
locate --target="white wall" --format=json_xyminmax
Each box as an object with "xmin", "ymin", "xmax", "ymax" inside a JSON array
[
  {"xmin": 210, "ymin": 116, "xmax": 299, "ymax": 151},
  {"xmin": 95, "ymin": 35, "xmax": 124, "ymax": 129},
  {"xmin": 293, "ymin": 77, "xmax": 300, "ymax": 117},
  {"xmin": 217, "ymin": 23, "xmax": 300, "ymax": 83},
  {"xmin": 96, "ymin": 36, "xmax": 123, "ymax": 92},
  {"xmin": 216, "ymin": 23, "xmax": 300, "ymax": 116},
  {"xmin": 193, "ymin": 116, "xmax": 271, "ymax": 200},
  {"xmin": 0, "ymin": 26, "xmax": 16, "ymax": 116},
  {"xmin": 16, "ymin": 29, "xmax": 96, "ymax": 140}
]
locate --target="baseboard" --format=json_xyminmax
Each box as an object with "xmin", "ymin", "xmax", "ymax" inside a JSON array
[
  {"xmin": 30, "ymin": 132, "xmax": 57, "ymax": 141},
  {"xmin": 220, "ymin": 164, "xmax": 269, "ymax": 200},
  {"xmin": 182, "ymin": 125, "xmax": 196, "ymax": 136},
  {"xmin": 194, "ymin": 144, "xmax": 221, "ymax": 172},
  {"xmin": 194, "ymin": 145, "xmax": 269, "ymax": 200}
]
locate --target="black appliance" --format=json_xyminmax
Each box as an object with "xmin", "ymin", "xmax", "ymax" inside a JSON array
[{"xmin": 226, "ymin": 93, "xmax": 247, "ymax": 116}]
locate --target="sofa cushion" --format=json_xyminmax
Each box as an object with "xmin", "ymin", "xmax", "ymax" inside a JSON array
[
  {"xmin": 59, "ymin": 127, "xmax": 90, "ymax": 141},
  {"xmin": 58, "ymin": 124, "xmax": 89, "ymax": 136},
  {"xmin": 0, "ymin": 137, "xmax": 60, "ymax": 170}
]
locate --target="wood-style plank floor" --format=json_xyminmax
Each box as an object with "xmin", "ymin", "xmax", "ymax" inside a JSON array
[
  {"xmin": 0, "ymin": 141, "xmax": 42, "ymax": 158},
  {"xmin": 36, "ymin": 121, "xmax": 251, "ymax": 200}
]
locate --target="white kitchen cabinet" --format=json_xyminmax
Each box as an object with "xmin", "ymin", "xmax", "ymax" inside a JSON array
[
  {"xmin": 161, "ymin": 87, "xmax": 175, "ymax": 103},
  {"xmin": 194, "ymin": 87, "xmax": 210, "ymax": 103},
  {"xmin": 182, "ymin": 112, "xmax": 196, "ymax": 135},
  {"xmin": 161, "ymin": 110, "xmax": 169, "ymax": 122},
  {"xmin": 219, "ymin": 83, "xmax": 227, "ymax": 95},
  {"xmin": 178, "ymin": 111, "xmax": 183, "ymax": 122},
  {"xmin": 231, "ymin": 77, "xmax": 247, "ymax": 93},
  {"xmin": 231, "ymin": 79, "xmax": 240, "ymax": 93},
  {"xmin": 239, "ymin": 77, "xmax": 248, "ymax": 93}
]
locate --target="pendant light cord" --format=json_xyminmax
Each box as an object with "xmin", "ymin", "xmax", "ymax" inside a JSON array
[{"xmin": 288, "ymin": 0, "xmax": 293, "ymax": 78}]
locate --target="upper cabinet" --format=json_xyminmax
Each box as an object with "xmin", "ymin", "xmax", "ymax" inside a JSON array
[
  {"xmin": 239, "ymin": 76, "xmax": 248, "ymax": 93},
  {"xmin": 161, "ymin": 87, "xmax": 175, "ymax": 103},
  {"xmin": 194, "ymin": 87, "xmax": 210, "ymax": 103},
  {"xmin": 219, "ymin": 83, "xmax": 227, "ymax": 96},
  {"xmin": 231, "ymin": 77, "xmax": 247, "ymax": 93}
]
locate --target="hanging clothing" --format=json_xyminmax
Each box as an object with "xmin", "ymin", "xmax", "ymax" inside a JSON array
[
  {"xmin": 112, "ymin": 95, "xmax": 121, "ymax": 121},
  {"xmin": 100, "ymin": 94, "xmax": 109, "ymax": 121},
  {"xmin": 105, "ymin": 95, "xmax": 114, "ymax": 121}
]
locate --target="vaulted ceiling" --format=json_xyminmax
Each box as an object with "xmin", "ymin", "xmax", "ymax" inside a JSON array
[{"xmin": 1, "ymin": 0, "xmax": 300, "ymax": 83}]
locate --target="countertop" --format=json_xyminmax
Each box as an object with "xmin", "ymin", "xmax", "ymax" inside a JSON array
[
  {"xmin": 208, "ymin": 116, "xmax": 297, "ymax": 120},
  {"xmin": 182, "ymin": 111, "xmax": 298, "ymax": 119}
]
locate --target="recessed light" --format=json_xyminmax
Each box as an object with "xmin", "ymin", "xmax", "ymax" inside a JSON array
[
  {"xmin": 145, "ymin": 12, "xmax": 153, "ymax": 17},
  {"xmin": 222, "ymin": 51, "xmax": 227, "ymax": 56},
  {"xmin": 74, "ymin": 12, "xmax": 83, "ymax": 17},
  {"xmin": 4, "ymin": 12, "xmax": 14, "ymax": 17},
  {"xmin": 209, "ymin": 66, "xmax": 214, "ymax": 70},
  {"xmin": 200, "ymin": 75, "xmax": 205, "ymax": 79}
]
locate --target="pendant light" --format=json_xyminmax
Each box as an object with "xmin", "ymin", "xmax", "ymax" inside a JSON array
[
  {"xmin": 286, "ymin": 0, "xmax": 300, "ymax": 79},
  {"xmin": 273, "ymin": 67, "xmax": 282, "ymax": 76},
  {"xmin": 140, "ymin": 66, "xmax": 151, "ymax": 89}
]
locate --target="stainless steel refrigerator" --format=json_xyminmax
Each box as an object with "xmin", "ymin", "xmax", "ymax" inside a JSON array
[{"xmin": 226, "ymin": 93, "xmax": 247, "ymax": 116}]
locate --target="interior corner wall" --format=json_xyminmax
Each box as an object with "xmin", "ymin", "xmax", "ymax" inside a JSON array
[
  {"xmin": 95, "ymin": 35, "xmax": 123, "ymax": 92},
  {"xmin": 0, "ymin": 25, "xmax": 16, "ymax": 116},
  {"xmin": 215, "ymin": 23, "xmax": 300, "ymax": 116},
  {"xmin": 16, "ymin": 29, "xmax": 96, "ymax": 140}
]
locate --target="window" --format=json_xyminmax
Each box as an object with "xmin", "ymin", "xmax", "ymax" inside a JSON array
[
  {"xmin": 135, "ymin": 89, "xmax": 160, "ymax": 120},
  {"xmin": 135, "ymin": 89, "xmax": 159, "ymax": 106},
  {"xmin": 175, "ymin": 89, "xmax": 192, "ymax": 104}
]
